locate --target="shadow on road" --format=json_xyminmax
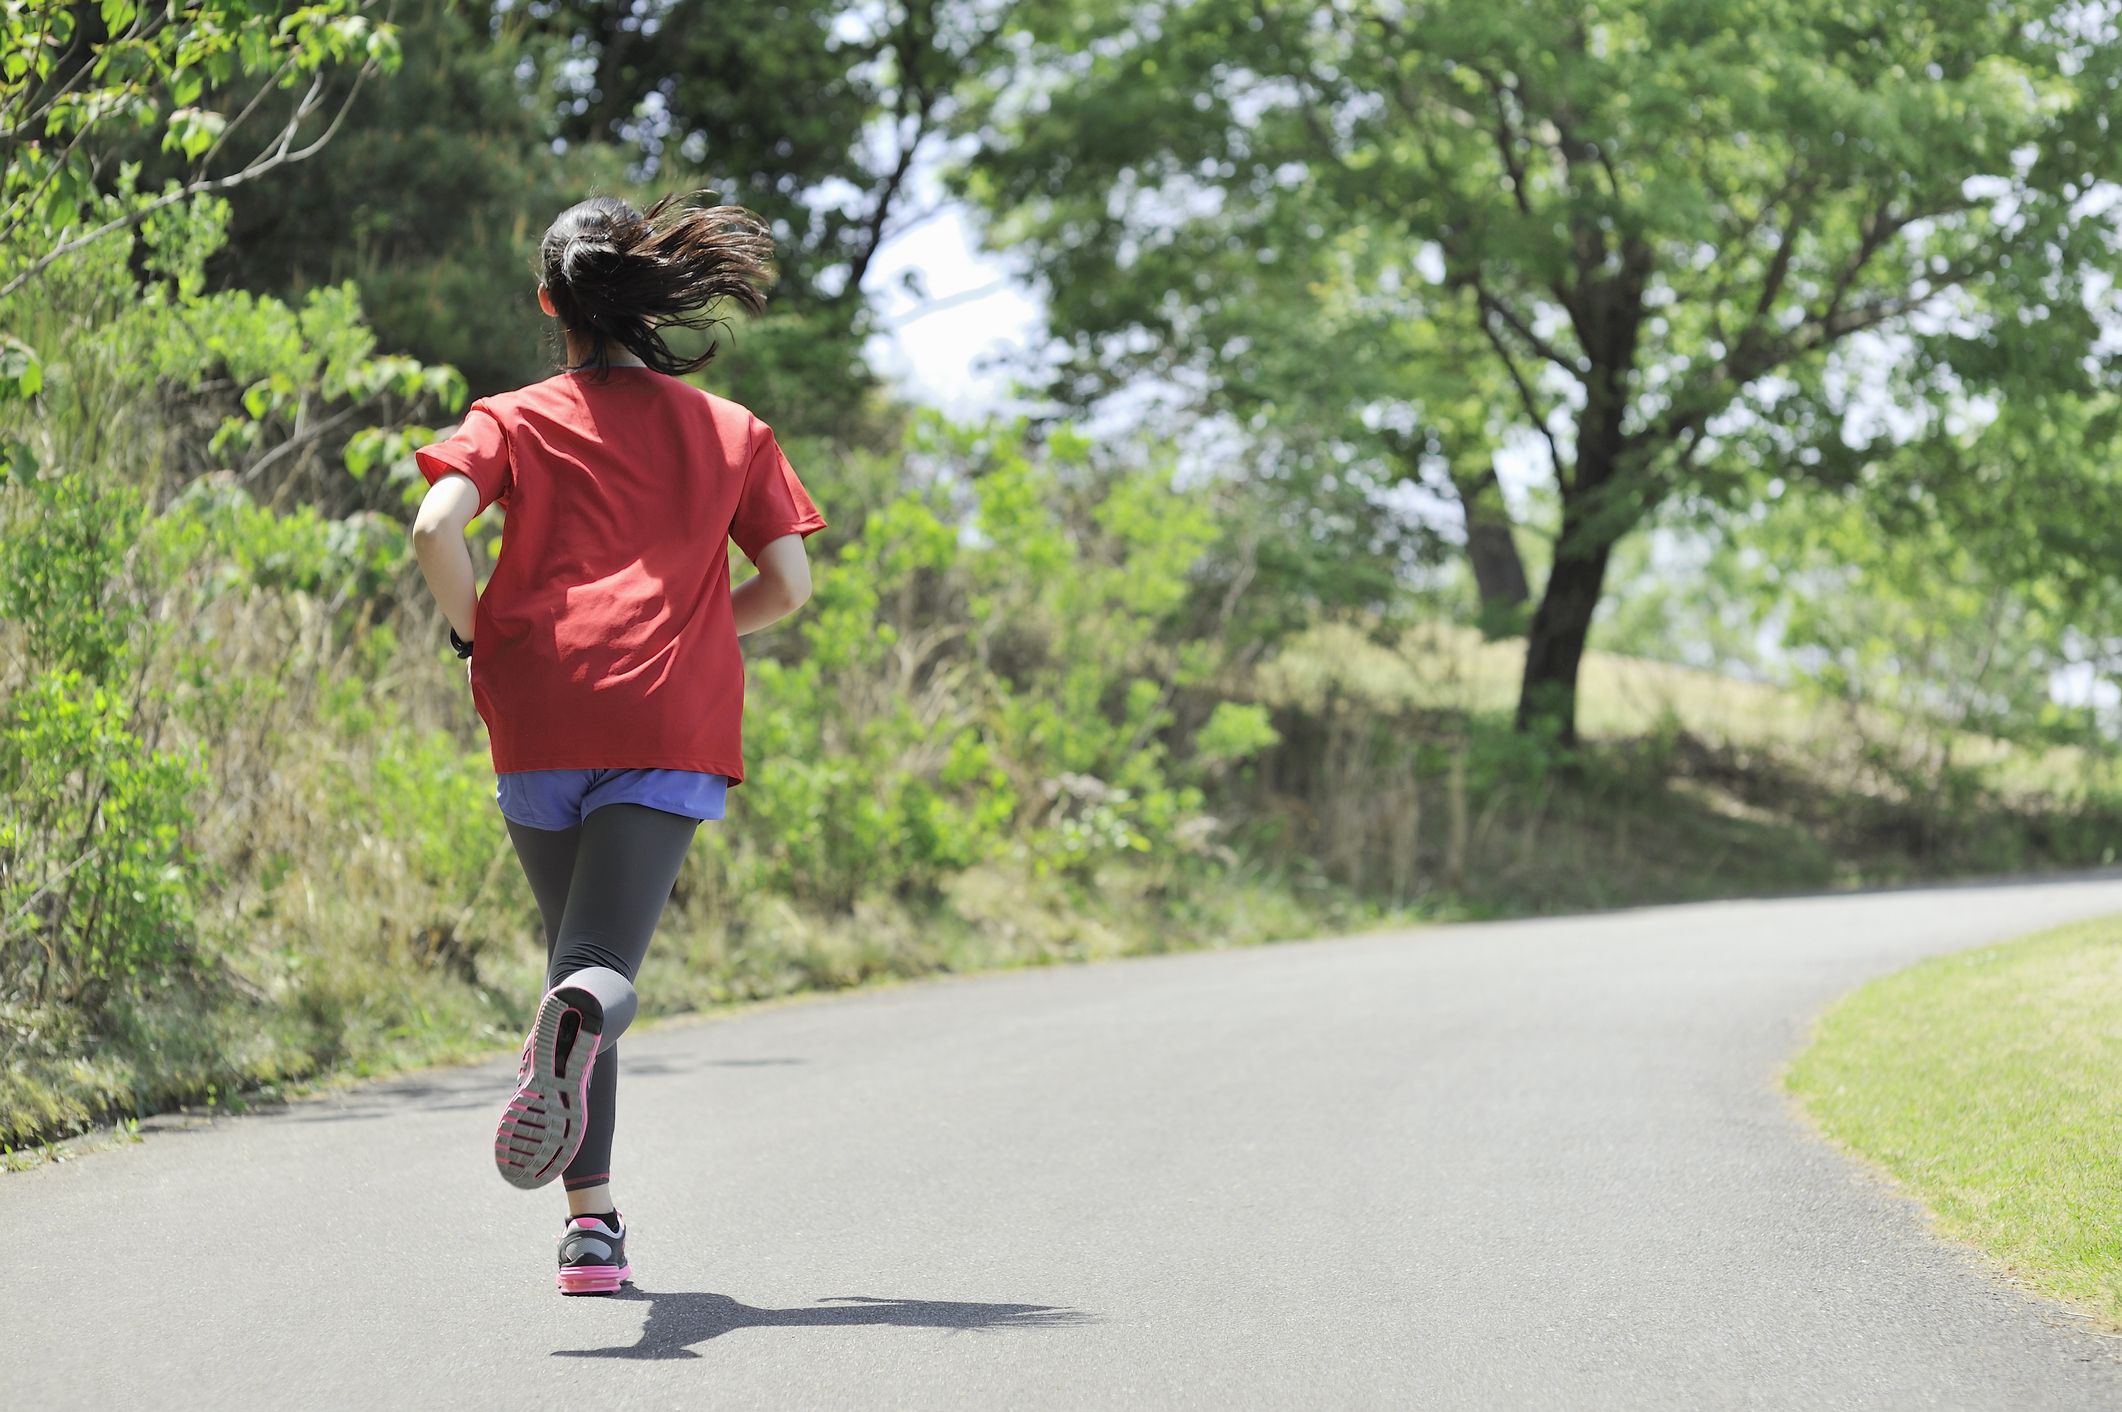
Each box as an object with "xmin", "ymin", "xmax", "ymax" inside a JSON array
[{"xmin": 552, "ymin": 1291, "xmax": 1093, "ymax": 1359}]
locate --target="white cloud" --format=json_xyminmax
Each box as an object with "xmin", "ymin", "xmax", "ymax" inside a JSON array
[{"xmin": 860, "ymin": 171, "xmax": 1047, "ymax": 418}]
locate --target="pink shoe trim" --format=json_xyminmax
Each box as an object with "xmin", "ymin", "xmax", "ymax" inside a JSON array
[{"xmin": 556, "ymin": 1262, "xmax": 631, "ymax": 1293}]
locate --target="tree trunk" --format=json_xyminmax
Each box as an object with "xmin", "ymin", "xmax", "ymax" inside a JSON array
[
  {"xmin": 1513, "ymin": 237, "xmax": 1654, "ymax": 742},
  {"xmin": 1514, "ymin": 503, "xmax": 1617, "ymax": 742},
  {"xmin": 1448, "ymin": 456, "xmax": 1531, "ymax": 633},
  {"xmin": 1390, "ymin": 432, "xmax": 1531, "ymax": 632}
]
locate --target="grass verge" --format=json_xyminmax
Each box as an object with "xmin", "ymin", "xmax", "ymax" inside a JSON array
[
  {"xmin": 1785, "ymin": 914, "xmax": 2122, "ymax": 1326},
  {"xmin": 0, "ymin": 857, "xmax": 1375, "ymax": 1159}
]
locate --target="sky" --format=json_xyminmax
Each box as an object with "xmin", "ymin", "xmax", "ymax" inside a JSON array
[{"xmin": 858, "ymin": 185, "xmax": 1047, "ymax": 419}]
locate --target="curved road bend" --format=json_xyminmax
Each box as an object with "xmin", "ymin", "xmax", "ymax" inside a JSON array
[{"xmin": 7, "ymin": 878, "xmax": 2122, "ymax": 1410}]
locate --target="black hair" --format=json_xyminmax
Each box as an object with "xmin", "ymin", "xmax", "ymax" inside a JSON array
[{"xmin": 537, "ymin": 192, "xmax": 775, "ymax": 379}]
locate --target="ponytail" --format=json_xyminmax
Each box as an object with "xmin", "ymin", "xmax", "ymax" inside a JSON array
[{"xmin": 537, "ymin": 192, "xmax": 775, "ymax": 379}]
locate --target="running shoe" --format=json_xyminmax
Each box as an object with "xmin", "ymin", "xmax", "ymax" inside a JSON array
[
  {"xmin": 493, "ymin": 982, "xmax": 605, "ymax": 1189},
  {"xmin": 556, "ymin": 1211, "xmax": 631, "ymax": 1295}
]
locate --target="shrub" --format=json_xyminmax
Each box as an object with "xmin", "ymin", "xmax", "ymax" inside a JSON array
[{"xmin": 0, "ymin": 668, "xmax": 204, "ymax": 1018}]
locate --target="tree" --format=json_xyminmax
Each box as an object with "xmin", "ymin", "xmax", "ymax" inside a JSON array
[
  {"xmin": 207, "ymin": 0, "xmax": 642, "ymax": 400},
  {"xmin": 206, "ymin": 0, "xmax": 1004, "ymax": 436},
  {"xmin": 975, "ymin": 126, "xmax": 1536, "ymax": 633},
  {"xmin": 1, "ymin": 0, "xmax": 399, "ymax": 303},
  {"xmin": 2, "ymin": 0, "xmax": 402, "ymax": 486},
  {"xmin": 958, "ymin": 0, "xmax": 2122, "ymax": 739},
  {"xmin": 518, "ymin": 0, "xmax": 1005, "ymax": 427},
  {"xmin": 526, "ymin": 0, "xmax": 999, "ymax": 306}
]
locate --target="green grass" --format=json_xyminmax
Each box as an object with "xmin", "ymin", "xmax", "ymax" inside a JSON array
[
  {"xmin": 0, "ymin": 856, "xmax": 1382, "ymax": 1155},
  {"xmin": 1269, "ymin": 620, "xmax": 2101, "ymax": 796},
  {"xmin": 1786, "ymin": 915, "xmax": 2122, "ymax": 1326},
  {"xmin": 10, "ymin": 613, "xmax": 2118, "ymax": 1157}
]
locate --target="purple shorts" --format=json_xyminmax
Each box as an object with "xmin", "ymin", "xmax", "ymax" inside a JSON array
[{"xmin": 494, "ymin": 768, "xmax": 729, "ymax": 830}]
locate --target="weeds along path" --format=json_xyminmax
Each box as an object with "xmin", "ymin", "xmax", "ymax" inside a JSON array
[{"xmin": 6, "ymin": 879, "xmax": 2122, "ymax": 1410}]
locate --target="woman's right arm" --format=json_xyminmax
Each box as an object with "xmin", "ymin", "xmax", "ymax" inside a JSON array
[{"xmin": 732, "ymin": 533, "xmax": 813, "ymax": 636}]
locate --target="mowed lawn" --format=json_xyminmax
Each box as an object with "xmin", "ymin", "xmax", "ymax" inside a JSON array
[{"xmin": 1787, "ymin": 914, "xmax": 2122, "ymax": 1325}]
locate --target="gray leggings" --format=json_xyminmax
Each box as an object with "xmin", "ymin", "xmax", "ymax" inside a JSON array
[{"xmin": 505, "ymin": 802, "xmax": 700, "ymax": 1192}]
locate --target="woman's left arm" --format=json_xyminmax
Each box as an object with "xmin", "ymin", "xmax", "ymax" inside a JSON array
[{"xmin": 410, "ymin": 472, "xmax": 483, "ymax": 641}]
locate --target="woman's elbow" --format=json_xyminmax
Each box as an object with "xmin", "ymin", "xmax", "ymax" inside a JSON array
[
  {"xmin": 740, "ymin": 537, "xmax": 812, "ymax": 618},
  {"xmin": 764, "ymin": 552, "xmax": 812, "ymax": 610},
  {"xmin": 410, "ymin": 501, "xmax": 457, "ymax": 545}
]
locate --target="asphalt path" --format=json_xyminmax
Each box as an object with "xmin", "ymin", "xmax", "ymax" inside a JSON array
[{"xmin": 8, "ymin": 879, "xmax": 2122, "ymax": 1410}]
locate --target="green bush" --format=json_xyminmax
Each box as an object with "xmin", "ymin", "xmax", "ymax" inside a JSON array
[
  {"xmin": 731, "ymin": 414, "xmax": 1242, "ymax": 908},
  {"xmin": 0, "ymin": 467, "xmax": 146, "ymax": 681},
  {"xmin": 0, "ymin": 668, "xmax": 204, "ymax": 1017}
]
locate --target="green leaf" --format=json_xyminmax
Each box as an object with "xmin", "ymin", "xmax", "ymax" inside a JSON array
[
  {"xmin": 343, "ymin": 428, "xmax": 382, "ymax": 480},
  {"xmin": 163, "ymin": 107, "xmax": 227, "ymax": 161},
  {"xmin": 365, "ymin": 25, "xmax": 402, "ymax": 71},
  {"xmin": 0, "ymin": 338, "xmax": 42, "ymax": 399},
  {"xmin": 0, "ymin": 439, "xmax": 38, "ymax": 483}
]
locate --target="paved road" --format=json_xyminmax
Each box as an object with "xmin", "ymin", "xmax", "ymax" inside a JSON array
[{"xmin": 8, "ymin": 880, "xmax": 2122, "ymax": 1410}]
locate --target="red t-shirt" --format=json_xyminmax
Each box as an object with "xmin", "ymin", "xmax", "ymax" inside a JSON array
[{"xmin": 414, "ymin": 366, "xmax": 825, "ymax": 785}]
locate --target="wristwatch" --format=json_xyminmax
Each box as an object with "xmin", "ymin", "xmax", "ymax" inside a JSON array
[{"xmin": 449, "ymin": 626, "xmax": 473, "ymax": 660}]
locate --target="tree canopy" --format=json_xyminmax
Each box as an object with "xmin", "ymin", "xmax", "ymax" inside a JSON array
[{"xmin": 959, "ymin": 0, "xmax": 2122, "ymax": 737}]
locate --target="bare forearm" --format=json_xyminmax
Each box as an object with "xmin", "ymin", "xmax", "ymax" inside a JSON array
[
  {"xmin": 731, "ymin": 574, "xmax": 804, "ymax": 635},
  {"xmin": 412, "ymin": 529, "xmax": 479, "ymax": 640}
]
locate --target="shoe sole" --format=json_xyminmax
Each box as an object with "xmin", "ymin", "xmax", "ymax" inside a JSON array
[
  {"xmin": 557, "ymin": 1261, "xmax": 632, "ymax": 1295},
  {"xmin": 494, "ymin": 986, "xmax": 603, "ymax": 1190}
]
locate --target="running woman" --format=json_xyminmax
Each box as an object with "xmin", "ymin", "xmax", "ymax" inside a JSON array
[{"xmin": 407, "ymin": 193, "xmax": 825, "ymax": 1295}]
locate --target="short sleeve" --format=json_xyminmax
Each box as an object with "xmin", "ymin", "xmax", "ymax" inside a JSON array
[
  {"xmin": 730, "ymin": 427, "xmax": 826, "ymax": 561},
  {"xmin": 414, "ymin": 402, "xmax": 512, "ymax": 514}
]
